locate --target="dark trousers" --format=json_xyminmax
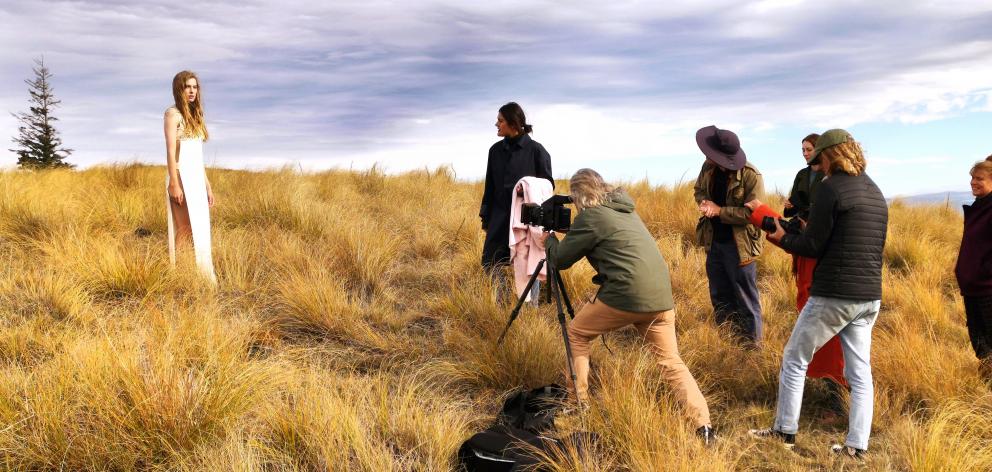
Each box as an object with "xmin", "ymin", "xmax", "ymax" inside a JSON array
[
  {"xmin": 706, "ymin": 241, "xmax": 763, "ymax": 344},
  {"xmin": 483, "ymin": 262, "xmax": 512, "ymax": 305},
  {"xmin": 965, "ymin": 295, "xmax": 992, "ymax": 361}
]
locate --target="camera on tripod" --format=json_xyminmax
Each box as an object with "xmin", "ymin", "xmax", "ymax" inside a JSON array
[
  {"xmin": 500, "ymin": 193, "xmax": 582, "ymax": 405},
  {"xmin": 520, "ymin": 195, "xmax": 573, "ymax": 233}
]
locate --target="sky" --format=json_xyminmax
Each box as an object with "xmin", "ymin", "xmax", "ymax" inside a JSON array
[{"xmin": 2, "ymin": 0, "xmax": 991, "ymax": 197}]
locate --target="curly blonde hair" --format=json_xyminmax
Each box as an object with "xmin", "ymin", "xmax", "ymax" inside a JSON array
[
  {"xmin": 970, "ymin": 155, "xmax": 992, "ymax": 176},
  {"xmin": 569, "ymin": 168, "xmax": 614, "ymax": 210},
  {"xmin": 820, "ymin": 139, "xmax": 866, "ymax": 176}
]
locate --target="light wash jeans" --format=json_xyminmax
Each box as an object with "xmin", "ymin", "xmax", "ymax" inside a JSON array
[{"xmin": 773, "ymin": 295, "xmax": 880, "ymax": 450}]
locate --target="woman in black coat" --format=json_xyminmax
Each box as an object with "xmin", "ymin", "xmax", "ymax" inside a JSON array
[{"xmin": 479, "ymin": 102, "xmax": 553, "ymax": 271}]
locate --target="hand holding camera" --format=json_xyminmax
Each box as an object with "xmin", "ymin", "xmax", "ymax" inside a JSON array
[{"xmin": 744, "ymin": 199, "xmax": 794, "ymax": 241}]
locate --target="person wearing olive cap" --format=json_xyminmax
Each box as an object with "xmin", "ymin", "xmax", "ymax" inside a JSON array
[
  {"xmin": 787, "ymin": 133, "xmax": 847, "ymax": 386},
  {"xmin": 693, "ymin": 125, "xmax": 765, "ymax": 345},
  {"xmin": 746, "ymin": 129, "xmax": 888, "ymax": 459}
]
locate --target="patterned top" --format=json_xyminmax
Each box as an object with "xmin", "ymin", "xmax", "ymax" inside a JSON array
[{"xmin": 165, "ymin": 107, "xmax": 202, "ymax": 140}]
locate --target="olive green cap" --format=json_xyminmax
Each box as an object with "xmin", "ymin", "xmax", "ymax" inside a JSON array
[{"xmin": 809, "ymin": 128, "xmax": 852, "ymax": 164}]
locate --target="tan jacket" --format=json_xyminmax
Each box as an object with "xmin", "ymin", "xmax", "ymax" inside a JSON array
[{"xmin": 693, "ymin": 161, "xmax": 764, "ymax": 263}]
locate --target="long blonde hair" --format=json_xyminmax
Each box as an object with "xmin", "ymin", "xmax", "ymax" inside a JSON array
[
  {"xmin": 820, "ymin": 139, "xmax": 866, "ymax": 176},
  {"xmin": 569, "ymin": 168, "xmax": 614, "ymax": 210},
  {"xmin": 172, "ymin": 70, "xmax": 209, "ymax": 140}
]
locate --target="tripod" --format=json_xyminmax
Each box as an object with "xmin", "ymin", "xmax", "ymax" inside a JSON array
[{"xmin": 496, "ymin": 239, "xmax": 582, "ymax": 405}]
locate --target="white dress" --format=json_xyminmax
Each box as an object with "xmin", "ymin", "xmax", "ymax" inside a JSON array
[{"xmin": 166, "ymin": 109, "xmax": 217, "ymax": 283}]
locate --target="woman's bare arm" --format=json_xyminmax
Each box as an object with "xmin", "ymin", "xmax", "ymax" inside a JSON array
[
  {"xmin": 205, "ymin": 174, "xmax": 215, "ymax": 207},
  {"xmin": 164, "ymin": 109, "xmax": 184, "ymax": 205}
]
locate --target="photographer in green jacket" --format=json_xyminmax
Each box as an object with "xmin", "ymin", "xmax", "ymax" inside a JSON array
[{"xmin": 546, "ymin": 168, "xmax": 714, "ymax": 444}]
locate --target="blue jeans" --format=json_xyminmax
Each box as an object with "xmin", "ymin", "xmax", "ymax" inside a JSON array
[
  {"xmin": 705, "ymin": 241, "xmax": 763, "ymax": 344},
  {"xmin": 773, "ymin": 296, "xmax": 880, "ymax": 450}
]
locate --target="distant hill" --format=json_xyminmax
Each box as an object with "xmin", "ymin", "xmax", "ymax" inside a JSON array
[{"xmin": 890, "ymin": 191, "xmax": 973, "ymax": 210}]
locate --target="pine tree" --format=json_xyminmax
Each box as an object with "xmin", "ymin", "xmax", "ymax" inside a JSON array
[{"xmin": 10, "ymin": 57, "xmax": 74, "ymax": 169}]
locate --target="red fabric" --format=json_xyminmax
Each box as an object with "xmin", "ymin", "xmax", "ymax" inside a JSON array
[
  {"xmin": 751, "ymin": 203, "xmax": 847, "ymax": 385},
  {"xmin": 796, "ymin": 254, "xmax": 847, "ymax": 386},
  {"xmin": 747, "ymin": 203, "xmax": 779, "ymax": 227},
  {"xmin": 747, "ymin": 203, "xmax": 784, "ymax": 248}
]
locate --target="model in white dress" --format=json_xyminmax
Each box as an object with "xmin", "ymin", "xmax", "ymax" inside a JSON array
[{"xmin": 165, "ymin": 108, "xmax": 217, "ymax": 283}]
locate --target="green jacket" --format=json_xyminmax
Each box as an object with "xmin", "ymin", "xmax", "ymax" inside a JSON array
[
  {"xmin": 693, "ymin": 161, "xmax": 764, "ymax": 263},
  {"xmin": 546, "ymin": 189, "xmax": 674, "ymax": 313}
]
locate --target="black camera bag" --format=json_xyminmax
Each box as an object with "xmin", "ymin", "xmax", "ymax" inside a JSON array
[
  {"xmin": 457, "ymin": 424, "xmax": 555, "ymax": 471},
  {"xmin": 457, "ymin": 384, "xmax": 570, "ymax": 471},
  {"xmin": 497, "ymin": 384, "xmax": 568, "ymax": 432}
]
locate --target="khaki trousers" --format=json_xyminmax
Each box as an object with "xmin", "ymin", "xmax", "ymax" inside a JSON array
[{"xmin": 566, "ymin": 299, "xmax": 711, "ymax": 427}]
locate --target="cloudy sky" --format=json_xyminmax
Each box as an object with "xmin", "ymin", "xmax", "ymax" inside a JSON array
[{"xmin": 3, "ymin": 0, "xmax": 991, "ymax": 197}]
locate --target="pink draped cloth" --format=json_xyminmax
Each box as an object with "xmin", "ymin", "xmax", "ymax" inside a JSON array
[{"xmin": 508, "ymin": 177, "xmax": 553, "ymax": 300}]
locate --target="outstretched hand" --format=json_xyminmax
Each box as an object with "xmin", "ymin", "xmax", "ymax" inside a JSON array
[
  {"xmin": 744, "ymin": 199, "xmax": 763, "ymax": 211},
  {"xmin": 767, "ymin": 218, "xmax": 786, "ymax": 241},
  {"xmin": 745, "ymin": 198, "xmax": 786, "ymax": 240}
]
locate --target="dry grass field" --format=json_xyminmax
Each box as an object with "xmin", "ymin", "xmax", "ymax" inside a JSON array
[{"xmin": 0, "ymin": 164, "xmax": 989, "ymax": 471}]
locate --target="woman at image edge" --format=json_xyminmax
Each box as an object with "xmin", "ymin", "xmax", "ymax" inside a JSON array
[
  {"xmin": 164, "ymin": 70, "xmax": 217, "ymax": 283},
  {"xmin": 546, "ymin": 169, "xmax": 715, "ymax": 444},
  {"xmin": 955, "ymin": 155, "xmax": 992, "ymax": 380}
]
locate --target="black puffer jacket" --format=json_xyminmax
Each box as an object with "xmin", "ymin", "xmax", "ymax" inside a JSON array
[{"xmin": 780, "ymin": 172, "xmax": 888, "ymax": 300}]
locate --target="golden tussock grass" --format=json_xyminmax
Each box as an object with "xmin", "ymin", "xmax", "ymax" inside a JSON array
[{"xmin": 0, "ymin": 163, "xmax": 988, "ymax": 470}]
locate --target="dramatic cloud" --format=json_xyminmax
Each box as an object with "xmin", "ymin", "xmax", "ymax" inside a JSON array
[{"xmin": 2, "ymin": 0, "xmax": 990, "ymax": 195}]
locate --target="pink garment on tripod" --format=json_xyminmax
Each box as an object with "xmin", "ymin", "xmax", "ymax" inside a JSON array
[{"xmin": 509, "ymin": 177, "xmax": 554, "ymax": 300}]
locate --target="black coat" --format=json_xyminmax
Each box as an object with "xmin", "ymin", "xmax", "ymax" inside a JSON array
[
  {"xmin": 784, "ymin": 166, "xmax": 824, "ymax": 220},
  {"xmin": 780, "ymin": 172, "xmax": 889, "ymax": 300},
  {"xmin": 956, "ymin": 195, "xmax": 992, "ymax": 296},
  {"xmin": 479, "ymin": 134, "xmax": 553, "ymax": 267}
]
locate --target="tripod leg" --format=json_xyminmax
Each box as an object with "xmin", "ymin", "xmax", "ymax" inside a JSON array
[
  {"xmin": 549, "ymin": 262, "xmax": 582, "ymax": 408},
  {"xmin": 545, "ymin": 274, "xmax": 552, "ymax": 304},
  {"xmin": 496, "ymin": 259, "xmax": 546, "ymax": 346},
  {"xmin": 555, "ymin": 271, "xmax": 575, "ymax": 318}
]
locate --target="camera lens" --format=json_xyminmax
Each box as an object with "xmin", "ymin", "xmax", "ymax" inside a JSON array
[{"xmin": 761, "ymin": 216, "xmax": 777, "ymax": 233}]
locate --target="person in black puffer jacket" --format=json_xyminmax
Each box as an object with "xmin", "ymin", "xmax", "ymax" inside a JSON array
[{"xmin": 746, "ymin": 129, "xmax": 888, "ymax": 459}]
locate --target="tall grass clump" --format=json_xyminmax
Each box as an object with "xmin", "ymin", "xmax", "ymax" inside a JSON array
[
  {"xmin": 1, "ymin": 309, "xmax": 284, "ymax": 470},
  {"xmin": 0, "ymin": 164, "xmax": 986, "ymax": 470}
]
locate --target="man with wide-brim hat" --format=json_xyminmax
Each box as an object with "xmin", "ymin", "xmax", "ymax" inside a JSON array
[{"xmin": 693, "ymin": 125, "xmax": 765, "ymax": 345}]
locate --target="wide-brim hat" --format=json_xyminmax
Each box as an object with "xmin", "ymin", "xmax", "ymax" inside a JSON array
[{"xmin": 696, "ymin": 125, "xmax": 746, "ymax": 171}]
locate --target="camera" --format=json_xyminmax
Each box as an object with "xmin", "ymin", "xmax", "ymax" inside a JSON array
[
  {"xmin": 761, "ymin": 216, "xmax": 803, "ymax": 235},
  {"xmin": 520, "ymin": 195, "xmax": 573, "ymax": 233}
]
